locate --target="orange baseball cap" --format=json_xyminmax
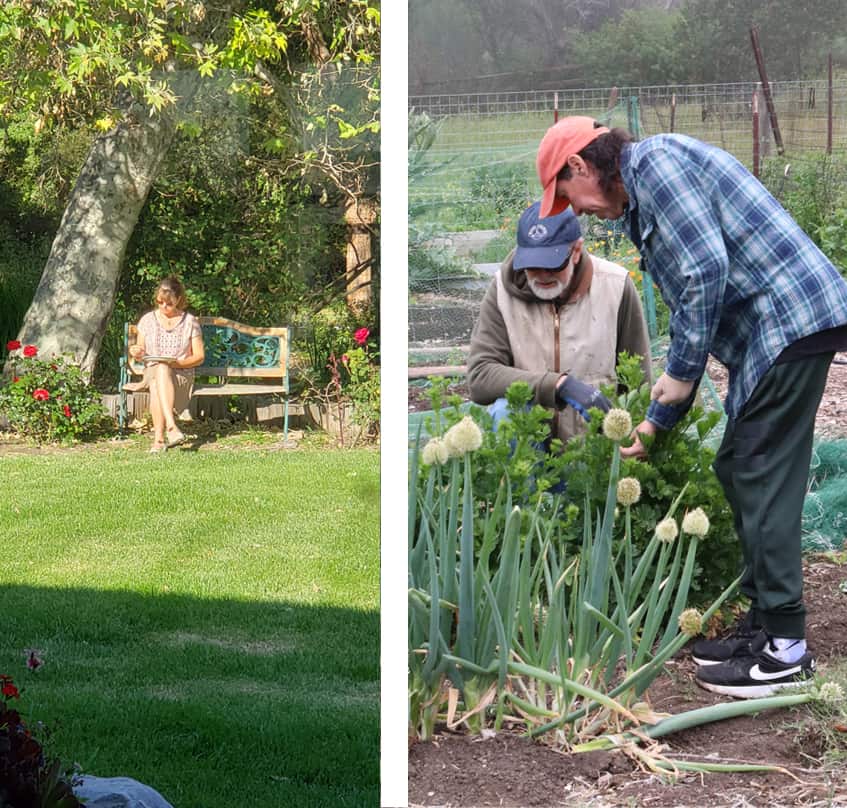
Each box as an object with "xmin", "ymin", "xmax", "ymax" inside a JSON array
[{"xmin": 537, "ymin": 116, "xmax": 609, "ymax": 217}]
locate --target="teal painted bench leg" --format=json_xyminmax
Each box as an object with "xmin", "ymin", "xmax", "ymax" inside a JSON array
[{"xmin": 118, "ymin": 322, "xmax": 130, "ymax": 432}]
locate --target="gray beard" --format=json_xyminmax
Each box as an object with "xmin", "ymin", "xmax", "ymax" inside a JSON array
[{"xmin": 527, "ymin": 277, "xmax": 568, "ymax": 300}]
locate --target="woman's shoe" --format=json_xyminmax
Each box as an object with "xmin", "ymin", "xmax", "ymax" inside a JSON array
[
  {"xmin": 149, "ymin": 442, "xmax": 166, "ymax": 454},
  {"xmin": 166, "ymin": 429, "xmax": 185, "ymax": 448}
]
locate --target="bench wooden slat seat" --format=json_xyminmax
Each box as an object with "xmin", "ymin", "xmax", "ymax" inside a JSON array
[{"xmin": 119, "ymin": 316, "xmax": 292, "ymax": 439}]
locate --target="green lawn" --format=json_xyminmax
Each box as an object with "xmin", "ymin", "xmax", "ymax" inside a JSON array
[{"xmin": 0, "ymin": 445, "xmax": 379, "ymax": 807}]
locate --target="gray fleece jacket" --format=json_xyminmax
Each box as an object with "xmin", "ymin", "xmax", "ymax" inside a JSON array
[{"xmin": 467, "ymin": 249, "xmax": 652, "ymax": 444}]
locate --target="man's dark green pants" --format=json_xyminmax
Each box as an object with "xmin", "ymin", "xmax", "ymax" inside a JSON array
[{"xmin": 712, "ymin": 353, "xmax": 833, "ymax": 639}]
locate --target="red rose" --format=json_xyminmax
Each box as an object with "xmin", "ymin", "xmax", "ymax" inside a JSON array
[
  {"xmin": 22, "ymin": 345, "xmax": 38, "ymax": 357},
  {"xmin": 12, "ymin": 377, "xmax": 19, "ymax": 383},
  {"xmin": 32, "ymin": 388, "xmax": 49, "ymax": 401},
  {"xmin": 353, "ymin": 327, "xmax": 370, "ymax": 346},
  {"xmin": 341, "ymin": 354, "xmax": 349, "ymax": 363},
  {"xmin": 6, "ymin": 339, "xmax": 21, "ymax": 351},
  {"xmin": 1, "ymin": 681, "xmax": 19, "ymax": 699},
  {"xmin": 63, "ymin": 404, "xmax": 72, "ymax": 418}
]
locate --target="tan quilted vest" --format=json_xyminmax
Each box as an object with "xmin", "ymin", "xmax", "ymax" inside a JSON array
[{"xmin": 495, "ymin": 256, "xmax": 628, "ymax": 443}]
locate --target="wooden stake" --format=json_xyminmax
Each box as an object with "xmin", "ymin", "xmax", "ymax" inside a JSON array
[{"xmin": 749, "ymin": 27, "xmax": 784, "ymax": 156}]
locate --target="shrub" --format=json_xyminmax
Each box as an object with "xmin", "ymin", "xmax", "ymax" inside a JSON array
[
  {"xmin": 296, "ymin": 312, "xmax": 380, "ymax": 444},
  {"xmin": 418, "ymin": 355, "xmax": 740, "ymax": 604},
  {"xmin": 559, "ymin": 353, "xmax": 740, "ymax": 604},
  {"xmin": 467, "ymin": 163, "xmax": 532, "ymax": 221},
  {"xmin": 0, "ymin": 675, "xmax": 83, "ymax": 808},
  {"xmin": 760, "ymin": 151, "xmax": 847, "ymax": 279},
  {"xmin": 0, "ymin": 345, "xmax": 109, "ymax": 443},
  {"xmin": 341, "ymin": 326, "xmax": 380, "ymax": 439}
]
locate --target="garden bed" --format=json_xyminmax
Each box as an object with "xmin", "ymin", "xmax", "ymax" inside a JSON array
[{"xmin": 409, "ymin": 557, "xmax": 847, "ymax": 807}]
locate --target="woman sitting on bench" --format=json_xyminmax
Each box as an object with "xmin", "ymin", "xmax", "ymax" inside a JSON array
[{"xmin": 128, "ymin": 276, "xmax": 205, "ymax": 453}]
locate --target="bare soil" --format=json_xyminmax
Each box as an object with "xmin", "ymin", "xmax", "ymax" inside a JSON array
[{"xmin": 409, "ymin": 559, "xmax": 847, "ymax": 807}]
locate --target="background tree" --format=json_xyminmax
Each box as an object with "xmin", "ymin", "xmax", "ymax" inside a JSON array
[
  {"xmin": 408, "ymin": 0, "xmax": 845, "ymax": 93},
  {"xmin": 571, "ymin": 8, "xmax": 682, "ymax": 87},
  {"xmin": 674, "ymin": 0, "xmax": 843, "ymax": 83},
  {"xmin": 0, "ymin": 0, "xmax": 379, "ymax": 378}
]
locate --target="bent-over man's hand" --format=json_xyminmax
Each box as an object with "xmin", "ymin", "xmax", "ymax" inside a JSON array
[
  {"xmin": 620, "ymin": 419, "xmax": 658, "ymax": 459},
  {"xmin": 555, "ymin": 374, "xmax": 612, "ymax": 421},
  {"xmin": 651, "ymin": 372, "xmax": 695, "ymax": 406}
]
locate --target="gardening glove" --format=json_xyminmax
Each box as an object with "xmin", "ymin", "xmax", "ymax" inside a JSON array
[{"xmin": 555, "ymin": 374, "xmax": 611, "ymax": 421}]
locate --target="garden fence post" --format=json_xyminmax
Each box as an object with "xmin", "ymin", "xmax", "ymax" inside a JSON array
[
  {"xmin": 750, "ymin": 26, "xmax": 784, "ymax": 156},
  {"xmin": 828, "ymin": 53, "xmax": 833, "ymax": 156},
  {"xmin": 752, "ymin": 91, "xmax": 760, "ymax": 178}
]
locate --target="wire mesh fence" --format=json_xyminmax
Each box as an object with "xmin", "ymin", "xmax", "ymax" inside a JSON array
[{"xmin": 408, "ymin": 78, "xmax": 847, "ymax": 364}]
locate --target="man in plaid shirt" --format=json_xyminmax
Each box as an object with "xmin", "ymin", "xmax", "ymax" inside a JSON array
[{"xmin": 536, "ymin": 116, "xmax": 847, "ymax": 698}]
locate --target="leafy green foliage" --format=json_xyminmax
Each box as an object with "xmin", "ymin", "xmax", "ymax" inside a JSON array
[
  {"xmin": 297, "ymin": 302, "xmax": 364, "ymax": 390},
  {"xmin": 410, "ymin": 0, "xmax": 844, "ymax": 92},
  {"xmin": 294, "ymin": 304, "xmax": 379, "ymax": 442},
  {"xmin": 760, "ymin": 152, "xmax": 847, "ymax": 280},
  {"xmin": 408, "ymin": 111, "xmax": 480, "ymax": 288},
  {"xmin": 1, "ymin": 2, "xmax": 380, "ymax": 395},
  {"xmin": 421, "ymin": 378, "xmax": 564, "ymax": 509},
  {"xmin": 560, "ymin": 354, "xmax": 739, "ymax": 604},
  {"xmin": 0, "ymin": 349, "xmax": 109, "ymax": 443},
  {"xmin": 341, "ymin": 328, "xmax": 380, "ymax": 439},
  {"xmin": 409, "ymin": 393, "xmax": 742, "ymax": 744},
  {"xmin": 817, "ymin": 202, "xmax": 847, "ymax": 276},
  {"xmin": 408, "ymin": 237, "xmax": 477, "ymax": 290},
  {"xmin": 0, "ymin": 2, "xmax": 291, "ymax": 126},
  {"xmin": 673, "ymin": 0, "xmax": 843, "ymax": 83},
  {"xmin": 571, "ymin": 9, "xmax": 683, "ymax": 87},
  {"xmin": 0, "ymin": 676, "xmax": 82, "ymax": 808},
  {"xmin": 467, "ymin": 163, "xmax": 532, "ymax": 221},
  {"xmin": 419, "ymin": 356, "xmax": 740, "ymax": 604},
  {"xmin": 121, "ymin": 144, "xmax": 346, "ymax": 323},
  {"xmin": 0, "ymin": 227, "xmax": 50, "ymax": 352}
]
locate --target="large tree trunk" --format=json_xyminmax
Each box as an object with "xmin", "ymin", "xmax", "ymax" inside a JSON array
[{"xmin": 9, "ymin": 105, "xmax": 180, "ymax": 377}]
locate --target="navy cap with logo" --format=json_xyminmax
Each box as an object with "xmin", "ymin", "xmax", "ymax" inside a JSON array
[{"xmin": 513, "ymin": 200, "xmax": 582, "ymax": 271}]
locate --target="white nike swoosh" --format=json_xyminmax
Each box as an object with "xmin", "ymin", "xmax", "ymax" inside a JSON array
[{"xmin": 749, "ymin": 663, "xmax": 802, "ymax": 681}]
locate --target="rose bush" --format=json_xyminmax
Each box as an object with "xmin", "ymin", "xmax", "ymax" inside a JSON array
[
  {"xmin": 0, "ymin": 675, "xmax": 82, "ymax": 808},
  {"xmin": 339, "ymin": 325, "xmax": 380, "ymax": 440},
  {"xmin": 0, "ymin": 346, "xmax": 108, "ymax": 443}
]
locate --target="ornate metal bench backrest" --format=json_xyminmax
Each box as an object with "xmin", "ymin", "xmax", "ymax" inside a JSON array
[{"xmin": 197, "ymin": 317, "xmax": 289, "ymax": 391}]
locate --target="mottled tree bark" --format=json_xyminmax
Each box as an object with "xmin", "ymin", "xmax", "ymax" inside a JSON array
[
  {"xmin": 9, "ymin": 66, "xmax": 201, "ymax": 377},
  {"xmin": 10, "ymin": 111, "xmax": 175, "ymax": 376}
]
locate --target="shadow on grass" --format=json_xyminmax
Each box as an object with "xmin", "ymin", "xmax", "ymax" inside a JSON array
[{"xmin": 0, "ymin": 584, "xmax": 379, "ymax": 808}]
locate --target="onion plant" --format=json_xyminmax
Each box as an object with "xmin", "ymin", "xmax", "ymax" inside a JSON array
[{"xmin": 408, "ymin": 401, "xmax": 844, "ymax": 769}]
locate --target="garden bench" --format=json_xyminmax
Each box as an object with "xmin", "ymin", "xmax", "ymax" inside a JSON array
[{"xmin": 118, "ymin": 316, "xmax": 292, "ymax": 439}]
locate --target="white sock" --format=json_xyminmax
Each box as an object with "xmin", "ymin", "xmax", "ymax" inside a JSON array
[{"xmin": 767, "ymin": 636, "xmax": 807, "ymax": 663}]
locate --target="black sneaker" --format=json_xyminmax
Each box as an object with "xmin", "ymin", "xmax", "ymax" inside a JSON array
[
  {"xmin": 691, "ymin": 610, "xmax": 760, "ymax": 666},
  {"xmin": 695, "ymin": 634, "xmax": 815, "ymax": 698}
]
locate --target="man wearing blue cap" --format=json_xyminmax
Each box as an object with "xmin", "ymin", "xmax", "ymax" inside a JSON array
[{"xmin": 467, "ymin": 200, "xmax": 651, "ymax": 446}]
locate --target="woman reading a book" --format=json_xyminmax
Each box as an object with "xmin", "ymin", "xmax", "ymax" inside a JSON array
[{"xmin": 128, "ymin": 276, "xmax": 205, "ymax": 453}]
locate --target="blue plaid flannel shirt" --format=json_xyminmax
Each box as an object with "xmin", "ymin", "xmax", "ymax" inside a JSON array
[{"xmin": 620, "ymin": 134, "xmax": 847, "ymax": 429}]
